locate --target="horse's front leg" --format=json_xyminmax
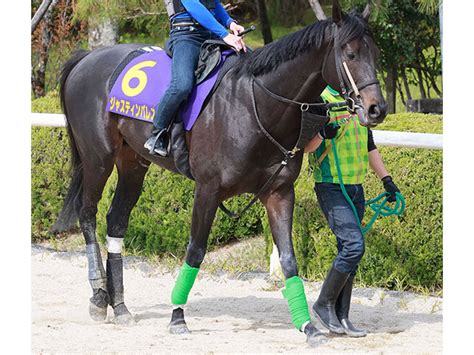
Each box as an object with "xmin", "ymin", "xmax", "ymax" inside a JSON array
[
  {"xmin": 261, "ymin": 184, "xmax": 327, "ymax": 346},
  {"xmin": 168, "ymin": 182, "xmax": 220, "ymax": 334}
]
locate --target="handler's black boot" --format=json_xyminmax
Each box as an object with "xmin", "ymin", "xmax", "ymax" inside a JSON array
[
  {"xmin": 144, "ymin": 128, "xmax": 169, "ymax": 157},
  {"xmin": 107, "ymin": 253, "xmax": 134, "ymax": 325},
  {"xmin": 312, "ymin": 265, "xmax": 350, "ymax": 334},
  {"xmin": 336, "ymin": 275, "xmax": 367, "ymax": 337}
]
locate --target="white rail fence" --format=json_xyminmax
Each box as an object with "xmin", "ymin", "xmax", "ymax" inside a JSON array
[
  {"xmin": 31, "ymin": 113, "xmax": 443, "ymax": 150},
  {"xmin": 32, "ymin": 112, "xmax": 443, "ymax": 279}
]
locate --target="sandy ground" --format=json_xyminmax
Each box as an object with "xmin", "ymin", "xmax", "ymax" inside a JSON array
[{"xmin": 32, "ymin": 245, "xmax": 442, "ymax": 354}]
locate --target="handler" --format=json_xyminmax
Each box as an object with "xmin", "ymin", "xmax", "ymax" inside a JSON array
[
  {"xmin": 305, "ymin": 86, "xmax": 400, "ymax": 337},
  {"xmin": 144, "ymin": 0, "xmax": 246, "ymax": 156}
]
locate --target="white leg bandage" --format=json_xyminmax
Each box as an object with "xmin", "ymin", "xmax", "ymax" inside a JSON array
[{"xmin": 106, "ymin": 236, "xmax": 124, "ymax": 254}]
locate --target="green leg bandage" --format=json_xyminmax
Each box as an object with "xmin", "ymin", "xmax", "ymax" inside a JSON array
[
  {"xmin": 282, "ymin": 276, "xmax": 311, "ymax": 330},
  {"xmin": 171, "ymin": 262, "xmax": 200, "ymax": 305}
]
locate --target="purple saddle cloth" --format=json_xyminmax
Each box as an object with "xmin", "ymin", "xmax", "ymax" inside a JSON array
[{"xmin": 107, "ymin": 46, "xmax": 230, "ymax": 131}]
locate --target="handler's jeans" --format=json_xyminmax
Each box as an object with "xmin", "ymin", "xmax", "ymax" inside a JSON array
[
  {"xmin": 314, "ymin": 183, "xmax": 366, "ymax": 276},
  {"xmin": 153, "ymin": 27, "xmax": 219, "ymax": 130}
]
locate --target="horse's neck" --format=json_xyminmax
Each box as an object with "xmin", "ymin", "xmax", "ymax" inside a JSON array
[
  {"xmin": 259, "ymin": 49, "xmax": 327, "ymax": 104},
  {"xmin": 254, "ymin": 45, "xmax": 329, "ymax": 144}
]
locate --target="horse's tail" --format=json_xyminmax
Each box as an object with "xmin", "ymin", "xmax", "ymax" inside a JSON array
[{"xmin": 51, "ymin": 49, "xmax": 90, "ymax": 234}]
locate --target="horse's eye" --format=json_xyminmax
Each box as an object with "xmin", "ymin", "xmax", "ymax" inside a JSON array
[{"xmin": 347, "ymin": 52, "xmax": 356, "ymax": 60}]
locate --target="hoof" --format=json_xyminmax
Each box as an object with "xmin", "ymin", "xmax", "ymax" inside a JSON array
[
  {"xmin": 113, "ymin": 304, "xmax": 135, "ymax": 326},
  {"xmin": 89, "ymin": 301, "xmax": 107, "ymax": 322},
  {"xmin": 168, "ymin": 320, "xmax": 191, "ymax": 335},
  {"xmin": 89, "ymin": 289, "xmax": 109, "ymax": 321},
  {"xmin": 304, "ymin": 323, "xmax": 328, "ymax": 347}
]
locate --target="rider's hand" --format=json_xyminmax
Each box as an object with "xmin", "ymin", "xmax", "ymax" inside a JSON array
[
  {"xmin": 319, "ymin": 123, "xmax": 340, "ymax": 140},
  {"xmin": 223, "ymin": 33, "xmax": 247, "ymax": 53},
  {"xmin": 382, "ymin": 175, "xmax": 400, "ymax": 202},
  {"xmin": 229, "ymin": 22, "xmax": 245, "ymax": 36}
]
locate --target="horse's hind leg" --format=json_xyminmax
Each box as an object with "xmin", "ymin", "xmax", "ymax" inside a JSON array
[
  {"xmin": 105, "ymin": 143, "xmax": 150, "ymax": 325},
  {"xmin": 81, "ymin": 155, "xmax": 116, "ymax": 321},
  {"xmin": 260, "ymin": 184, "xmax": 327, "ymax": 346}
]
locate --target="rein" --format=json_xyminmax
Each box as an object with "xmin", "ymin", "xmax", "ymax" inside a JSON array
[{"xmin": 218, "ymin": 78, "xmax": 324, "ymax": 219}]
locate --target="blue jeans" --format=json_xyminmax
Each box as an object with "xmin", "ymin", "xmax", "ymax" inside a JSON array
[
  {"xmin": 153, "ymin": 27, "xmax": 219, "ymax": 130},
  {"xmin": 314, "ymin": 183, "xmax": 366, "ymax": 276}
]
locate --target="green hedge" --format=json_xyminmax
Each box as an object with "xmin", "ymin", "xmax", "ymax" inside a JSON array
[
  {"xmin": 31, "ymin": 94, "xmax": 264, "ymax": 253},
  {"xmin": 31, "ymin": 127, "xmax": 263, "ymax": 250},
  {"xmin": 32, "ymin": 93, "xmax": 442, "ymax": 290},
  {"xmin": 32, "ymin": 125, "xmax": 264, "ymax": 252}
]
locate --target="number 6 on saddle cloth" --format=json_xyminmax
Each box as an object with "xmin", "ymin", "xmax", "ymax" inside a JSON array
[{"xmin": 107, "ymin": 41, "xmax": 239, "ymax": 179}]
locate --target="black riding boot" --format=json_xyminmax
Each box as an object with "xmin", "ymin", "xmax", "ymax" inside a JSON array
[
  {"xmin": 144, "ymin": 128, "xmax": 170, "ymax": 157},
  {"xmin": 336, "ymin": 275, "xmax": 367, "ymax": 337},
  {"xmin": 106, "ymin": 253, "xmax": 134, "ymax": 324},
  {"xmin": 312, "ymin": 265, "xmax": 350, "ymax": 334}
]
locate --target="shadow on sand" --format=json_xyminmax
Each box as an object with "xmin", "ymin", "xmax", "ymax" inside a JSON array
[{"xmin": 132, "ymin": 294, "xmax": 442, "ymax": 334}]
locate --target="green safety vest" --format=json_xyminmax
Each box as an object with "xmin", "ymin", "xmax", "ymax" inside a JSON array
[{"xmin": 309, "ymin": 86, "xmax": 369, "ymax": 185}]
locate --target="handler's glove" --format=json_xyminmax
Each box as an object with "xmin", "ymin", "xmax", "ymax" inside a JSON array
[
  {"xmin": 382, "ymin": 175, "xmax": 400, "ymax": 202},
  {"xmin": 319, "ymin": 123, "xmax": 340, "ymax": 140}
]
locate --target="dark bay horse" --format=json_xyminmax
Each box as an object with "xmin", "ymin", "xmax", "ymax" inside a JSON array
[{"xmin": 53, "ymin": 0, "xmax": 385, "ymax": 345}]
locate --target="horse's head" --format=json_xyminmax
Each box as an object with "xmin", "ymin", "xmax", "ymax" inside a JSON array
[{"xmin": 322, "ymin": 0, "xmax": 386, "ymax": 127}]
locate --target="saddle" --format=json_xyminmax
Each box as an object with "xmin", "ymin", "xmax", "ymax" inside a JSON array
[{"xmin": 195, "ymin": 40, "xmax": 234, "ymax": 85}]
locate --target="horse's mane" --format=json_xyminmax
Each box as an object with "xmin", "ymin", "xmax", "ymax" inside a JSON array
[{"xmin": 238, "ymin": 11, "xmax": 370, "ymax": 77}]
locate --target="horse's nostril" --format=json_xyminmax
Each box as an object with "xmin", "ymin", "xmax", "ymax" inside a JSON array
[
  {"xmin": 368, "ymin": 104, "xmax": 387, "ymax": 121},
  {"xmin": 368, "ymin": 104, "xmax": 380, "ymax": 118}
]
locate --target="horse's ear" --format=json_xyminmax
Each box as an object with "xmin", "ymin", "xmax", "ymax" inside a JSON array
[
  {"xmin": 362, "ymin": 1, "xmax": 372, "ymax": 21},
  {"xmin": 332, "ymin": 0, "xmax": 343, "ymax": 25}
]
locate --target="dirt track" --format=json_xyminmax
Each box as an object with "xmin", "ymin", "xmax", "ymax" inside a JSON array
[{"xmin": 32, "ymin": 245, "xmax": 442, "ymax": 354}]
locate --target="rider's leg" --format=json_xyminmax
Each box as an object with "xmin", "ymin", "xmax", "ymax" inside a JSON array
[
  {"xmin": 145, "ymin": 29, "xmax": 208, "ymax": 156},
  {"xmin": 312, "ymin": 183, "xmax": 365, "ymax": 334}
]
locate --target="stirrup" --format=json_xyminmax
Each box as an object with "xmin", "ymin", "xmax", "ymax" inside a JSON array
[{"xmin": 144, "ymin": 129, "xmax": 169, "ymax": 156}]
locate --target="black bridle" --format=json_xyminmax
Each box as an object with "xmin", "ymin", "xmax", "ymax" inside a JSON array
[
  {"xmin": 331, "ymin": 24, "xmax": 380, "ymax": 113},
  {"xmin": 250, "ymin": 23, "xmax": 381, "ymax": 115}
]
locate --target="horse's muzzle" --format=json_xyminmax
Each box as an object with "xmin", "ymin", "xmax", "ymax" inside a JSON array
[{"xmin": 357, "ymin": 102, "xmax": 387, "ymax": 128}]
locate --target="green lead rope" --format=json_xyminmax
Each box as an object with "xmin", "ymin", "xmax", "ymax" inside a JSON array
[{"xmin": 330, "ymin": 138, "xmax": 405, "ymax": 235}]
